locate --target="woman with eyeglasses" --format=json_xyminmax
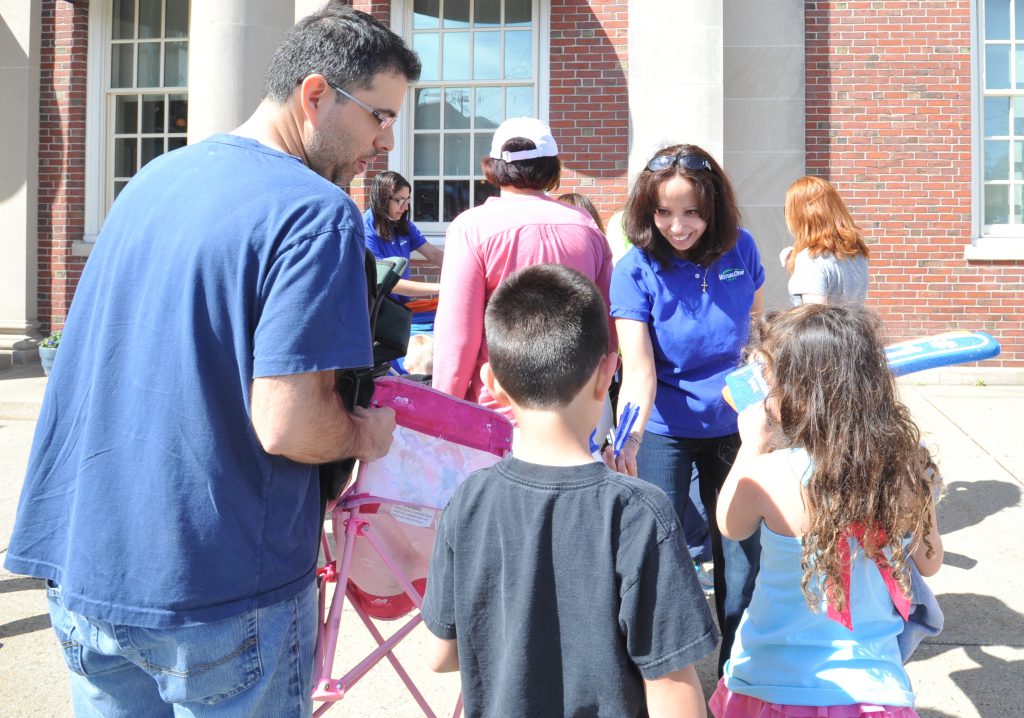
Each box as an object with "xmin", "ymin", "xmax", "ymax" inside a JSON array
[
  {"xmin": 607, "ymin": 144, "xmax": 765, "ymax": 673},
  {"xmin": 364, "ymin": 170, "xmax": 445, "ymax": 301},
  {"xmin": 781, "ymin": 175, "xmax": 869, "ymax": 306}
]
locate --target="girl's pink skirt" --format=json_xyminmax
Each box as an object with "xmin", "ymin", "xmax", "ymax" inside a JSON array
[{"xmin": 710, "ymin": 679, "xmax": 920, "ymax": 718}]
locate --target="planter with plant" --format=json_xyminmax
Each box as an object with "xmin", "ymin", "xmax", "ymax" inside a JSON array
[{"xmin": 39, "ymin": 330, "xmax": 61, "ymax": 376}]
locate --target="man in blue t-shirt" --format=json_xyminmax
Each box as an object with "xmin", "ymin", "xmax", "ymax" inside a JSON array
[{"xmin": 4, "ymin": 6, "xmax": 419, "ymax": 717}]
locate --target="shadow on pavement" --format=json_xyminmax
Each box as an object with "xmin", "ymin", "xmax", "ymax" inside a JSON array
[
  {"xmin": 910, "ymin": 593, "xmax": 1024, "ymax": 718},
  {"xmin": 0, "ymin": 613, "xmax": 51, "ymax": 640},
  {"xmin": 937, "ymin": 480, "xmax": 1021, "ymax": 535},
  {"xmin": 0, "ymin": 576, "xmax": 45, "ymax": 595}
]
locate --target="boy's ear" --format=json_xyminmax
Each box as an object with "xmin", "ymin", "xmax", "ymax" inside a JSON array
[
  {"xmin": 480, "ymin": 362, "xmax": 512, "ymax": 408},
  {"xmin": 592, "ymin": 352, "xmax": 619, "ymax": 399}
]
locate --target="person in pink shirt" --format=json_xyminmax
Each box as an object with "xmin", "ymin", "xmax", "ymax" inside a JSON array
[{"xmin": 432, "ymin": 117, "xmax": 615, "ymax": 424}]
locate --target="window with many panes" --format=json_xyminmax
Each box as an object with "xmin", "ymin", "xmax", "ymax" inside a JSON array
[
  {"xmin": 108, "ymin": 0, "xmax": 189, "ymax": 204},
  {"xmin": 409, "ymin": 0, "xmax": 537, "ymax": 228}
]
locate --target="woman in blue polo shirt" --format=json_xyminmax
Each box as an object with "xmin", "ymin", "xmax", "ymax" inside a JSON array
[
  {"xmin": 364, "ymin": 170, "xmax": 444, "ymax": 302},
  {"xmin": 608, "ymin": 144, "xmax": 764, "ymax": 674}
]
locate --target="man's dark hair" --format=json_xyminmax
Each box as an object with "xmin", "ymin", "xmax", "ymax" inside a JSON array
[
  {"xmin": 625, "ymin": 143, "xmax": 740, "ymax": 270},
  {"xmin": 264, "ymin": 2, "xmax": 421, "ymax": 102},
  {"xmin": 481, "ymin": 138, "xmax": 561, "ymax": 192},
  {"xmin": 485, "ymin": 264, "xmax": 608, "ymax": 409}
]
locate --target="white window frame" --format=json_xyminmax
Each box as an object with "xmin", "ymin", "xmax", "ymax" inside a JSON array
[
  {"xmin": 970, "ymin": 0, "xmax": 1024, "ymax": 258},
  {"xmin": 390, "ymin": 0, "xmax": 550, "ymax": 241},
  {"xmin": 79, "ymin": 0, "xmax": 188, "ymax": 255}
]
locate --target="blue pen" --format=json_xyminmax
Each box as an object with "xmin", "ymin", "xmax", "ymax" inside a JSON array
[{"xmin": 614, "ymin": 403, "xmax": 640, "ymax": 455}]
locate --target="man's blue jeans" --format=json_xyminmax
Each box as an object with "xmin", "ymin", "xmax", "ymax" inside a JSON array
[
  {"xmin": 46, "ymin": 580, "xmax": 317, "ymax": 717},
  {"xmin": 635, "ymin": 431, "xmax": 761, "ymax": 673}
]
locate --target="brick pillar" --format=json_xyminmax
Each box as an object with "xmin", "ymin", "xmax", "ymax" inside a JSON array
[{"xmin": 37, "ymin": 0, "xmax": 89, "ymax": 334}]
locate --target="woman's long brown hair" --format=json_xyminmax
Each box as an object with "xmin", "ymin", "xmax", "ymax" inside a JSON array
[
  {"xmin": 784, "ymin": 176, "xmax": 869, "ymax": 272},
  {"xmin": 750, "ymin": 304, "xmax": 939, "ymax": 612}
]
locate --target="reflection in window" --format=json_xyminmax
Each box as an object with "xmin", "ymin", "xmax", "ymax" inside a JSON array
[
  {"xmin": 410, "ymin": 0, "xmax": 536, "ymax": 225},
  {"xmin": 108, "ymin": 0, "xmax": 190, "ymax": 212}
]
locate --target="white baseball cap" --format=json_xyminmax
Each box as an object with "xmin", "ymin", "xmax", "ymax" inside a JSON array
[{"xmin": 488, "ymin": 117, "xmax": 559, "ymax": 162}]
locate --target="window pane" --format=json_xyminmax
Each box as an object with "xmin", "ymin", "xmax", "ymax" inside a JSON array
[
  {"xmin": 113, "ymin": 0, "xmax": 135, "ymax": 40},
  {"xmin": 475, "ymin": 87, "xmax": 503, "ymax": 127},
  {"xmin": 505, "ymin": 0, "xmax": 532, "ymax": 25},
  {"xmin": 445, "ymin": 133, "xmax": 471, "ymax": 175},
  {"xmin": 138, "ymin": 0, "xmax": 162, "ymax": 39},
  {"xmin": 443, "ymin": 31, "xmax": 470, "ymax": 80},
  {"xmin": 506, "ymin": 85, "xmax": 533, "ymax": 117},
  {"xmin": 986, "ymin": 139, "xmax": 1010, "ymax": 180},
  {"xmin": 987, "ymin": 96, "xmax": 1010, "ymax": 136},
  {"xmin": 114, "ymin": 181, "xmax": 129, "ymax": 200},
  {"xmin": 415, "ymin": 134, "xmax": 441, "ymax": 175},
  {"xmin": 445, "ymin": 88, "xmax": 472, "ymax": 128},
  {"xmin": 413, "ymin": 34, "xmax": 440, "ymax": 82},
  {"xmin": 114, "ymin": 138, "xmax": 137, "ymax": 177},
  {"xmin": 984, "ymin": 184, "xmax": 1010, "ymax": 224},
  {"xmin": 414, "ymin": 0, "xmax": 441, "ymax": 29},
  {"xmin": 141, "ymin": 95, "xmax": 165, "ymax": 133},
  {"xmin": 1015, "ymin": 98, "xmax": 1024, "ymax": 135},
  {"xmin": 165, "ymin": 42, "xmax": 188, "ymax": 87},
  {"xmin": 475, "ymin": 0, "xmax": 500, "ymax": 27},
  {"xmin": 987, "ymin": 44, "xmax": 1011, "ymax": 89},
  {"xmin": 137, "ymin": 42, "xmax": 161, "ymax": 87},
  {"xmin": 473, "ymin": 133, "xmax": 493, "ymax": 172},
  {"xmin": 474, "ymin": 179, "xmax": 500, "ymax": 205},
  {"xmin": 166, "ymin": 0, "xmax": 189, "ymax": 38},
  {"xmin": 413, "ymin": 181, "xmax": 440, "ymax": 222},
  {"xmin": 444, "ymin": 0, "xmax": 470, "ymax": 28},
  {"xmin": 168, "ymin": 136, "xmax": 187, "ymax": 152},
  {"xmin": 504, "ymin": 30, "xmax": 532, "ymax": 80},
  {"xmin": 1016, "ymin": 185, "xmax": 1024, "ymax": 223},
  {"xmin": 111, "ymin": 44, "xmax": 134, "ymax": 88},
  {"xmin": 987, "ymin": 0, "xmax": 1011, "ymax": 41},
  {"xmin": 444, "ymin": 180, "xmax": 470, "ymax": 221},
  {"xmin": 415, "ymin": 88, "xmax": 442, "ymax": 129},
  {"xmin": 115, "ymin": 96, "xmax": 138, "ymax": 134},
  {"xmin": 473, "ymin": 31, "xmax": 500, "ymax": 79},
  {"xmin": 1017, "ymin": 46, "xmax": 1024, "ymax": 89},
  {"xmin": 1015, "ymin": 141, "xmax": 1024, "ymax": 179},
  {"xmin": 168, "ymin": 94, "xmax": 188, "ymax": 133},
  {"xmin": 141, "ymin": 137, "xmax": 164, "ymax": 167}
]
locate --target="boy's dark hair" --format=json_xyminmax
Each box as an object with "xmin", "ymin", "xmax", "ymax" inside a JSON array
[
  {"xmin": 481, "ymin": 138, "xmax": 561, "ymax": 192},
  {"xmin": 485, "ymin": 264, "xmax": 608, "ymax": 409},
  {"xmin": 625, "ymin": 143, "xmax": 740, "ymax": 269},
  {"xmin": 369, "ymin": 170, "xmax": 411, "ymax": 242},
  {"xmin": 264, "ymin": 2, "xmax": 421, "ymax": 102}
]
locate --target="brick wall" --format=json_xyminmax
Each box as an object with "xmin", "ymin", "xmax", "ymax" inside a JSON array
[
  {"xmin": 806, "ymin": 0, "xmax": 1024, "ymax": 366},
  {"xmin": 548, "ymin": 0, "xmax": 629, "ymax": 230},
  {"xmin": 38, "ymin": 0, "xmax": 89, "ymax": 334}
]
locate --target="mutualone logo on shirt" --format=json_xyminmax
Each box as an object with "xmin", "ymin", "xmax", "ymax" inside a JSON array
[{"xmin": 719, "ymin": 268, "xmax": 746, "ymax": 282}]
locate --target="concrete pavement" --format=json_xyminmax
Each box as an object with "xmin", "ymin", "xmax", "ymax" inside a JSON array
[{"xmin": 1, "ymin": 365, "xmax": 1022, "ymax": 717}]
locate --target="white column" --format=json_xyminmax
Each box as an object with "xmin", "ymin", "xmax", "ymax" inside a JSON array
[
  {"xmin": 186, "ymin": 0, "xmax": 297, "ymax": 143},
  {"xmin": 0, "ymin": 0, "xmax": 42, "ymax": 367},
  {"xmin": 724, "ymin": 0, "xmax": 806, "ymax": 310},
  {"xmin": 628, "ymin": 1, "xmax": 724, "ymax": 178}
]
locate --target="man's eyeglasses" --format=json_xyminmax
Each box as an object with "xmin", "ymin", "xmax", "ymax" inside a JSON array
[
  {"xmin": 329, "ymin": 82, "xmax": 397, "ymax": 131},
  {"xmin": 646, "ymin": 154, "xmax": 712, "ymax": 173},
  {"xmin": 390, "ymin": 196, "xmax": 410, "ymax": 207}
]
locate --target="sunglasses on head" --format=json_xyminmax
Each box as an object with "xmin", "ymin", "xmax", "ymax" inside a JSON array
[{"xmin": 646, "ymin": 153, "xmax": 712, "ymax": 173}]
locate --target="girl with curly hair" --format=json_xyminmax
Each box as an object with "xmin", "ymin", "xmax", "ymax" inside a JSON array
[{"xmin": 713, "ymin": 303, "xmax": 943, "ymax": 718}]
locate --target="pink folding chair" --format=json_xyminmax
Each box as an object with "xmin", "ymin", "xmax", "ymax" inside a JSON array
[{"xmin": 312, "ymin": 377, "xmax": 513, "ymax": 717}]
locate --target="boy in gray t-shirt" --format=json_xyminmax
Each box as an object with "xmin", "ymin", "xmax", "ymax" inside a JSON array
[{"xmin": 422, "ymin": 264, "xmax": 718, "ymax": 718}]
